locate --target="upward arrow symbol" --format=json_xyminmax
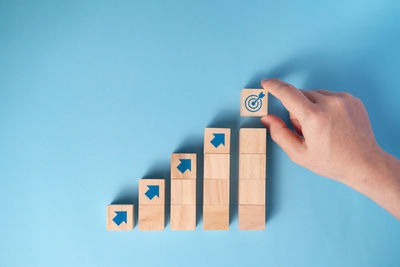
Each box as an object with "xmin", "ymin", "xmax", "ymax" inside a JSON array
[
  {"xmin": 113, "ymin": 211, "xmax": 127, "ymax": 226},
  {"xmin": 177, "ymin": 159, "xmax": 191, "ymax": 174},
  {"xmin": 145, "ymin": 185, "xmax": 159, "ymax": 200},
  {"xmin": 211, "ymin": 133, "xmax": 225, "ymax": 148}
]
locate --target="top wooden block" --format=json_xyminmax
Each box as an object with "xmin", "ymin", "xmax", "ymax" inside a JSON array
[
  {"xmin": 204, "ymin": 128, "xmax": 231, "ymax": 154},
  {"xmin": 240, "ymin": 89, "xmax": 268, "ymax": 117},
  {"xmin": 171, "ymin": 153, "xmax": 197, "ymax": 179},
  {"xmin": 139, "ymin": 179, "xmax": 165, "ymax": 205},
  {"xmin": 239, "ymin": 128, "xmax": 267, "ymax": 154}
]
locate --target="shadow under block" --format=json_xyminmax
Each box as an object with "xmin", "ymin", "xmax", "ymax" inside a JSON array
[
  {"xmin": 139, "ymin": 179, "xmax": 165, "ymax": 205},
  {"xmin": 203, "ymin": 179, "xmax": 229, "ymax": 205},
  {"xmin": 203, "ymin": 153, "xmax": 230, "ymax": 179},
  {"xmin": 240, "ymin": 89, "xmax": 268, "ymax": 117},
  {"xmin": 203, "ymin": 205, "xmax": 229, "ymax": 230},
  {"xmin": 171, "ymin": 153, "xmax": 197, "ymax": 179},
  {"xmin": 238, "ymin": 205, "xmax": 265, "ymax": 230},
  {"xmin": 239, "ymin": 180, "xmax": 266, "ymax": 205},
  {"xmin": 107, "ymin": 205, "xmax": 134, "ymax": 231},
  {"xmin": 139, "ymin": 205, "xmax": 165, "ymax": 231},
  {"xmin": 239, "ymin": 128, "xmax": 267, "ymax": 154},
  {"xmin": 170, "ymin": 205, "xmax": 196, "ymax": 230},
  {"xmin": 171, "ymin": 179, "xmax": 196, "ymax": 205},
  {"xmin": 204, "ymin": 128, "xmax": 231, "ymax": 154},
  {"xmin": 239, "ymin": 154, "xmax": 266, "ymax": 179}
]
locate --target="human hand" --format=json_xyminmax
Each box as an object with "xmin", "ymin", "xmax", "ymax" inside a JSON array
[
  {"xmin": 260, "ymin": 79, "xmax": 383, "ymax": 186},
  {"xmin": 260, "ymin": 79, "xmax": 400, "ymax": 219}
]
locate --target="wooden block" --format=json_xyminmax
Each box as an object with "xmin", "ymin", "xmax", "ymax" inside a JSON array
[
  {"xmin": 240, "ymin": 89, "xmax": 268, "ymax": 117},
  {"xmin": 204, "ymin": 128, "xmax": 231, "ymax": 154},
  {"xmin": 203, "ymin": 179, "xmax": 229, "ymax": 205},
  {"xmin": 204, "ymin": 153, "xmax": 230, "ymax": 179},
  {"xmin": 239, "ymin": 154, "xmax": 266, "ymax": 179},
  {"xmin": 238, "ymin": 205, "xmax": 265, "ymax": 230},
  {"xmin": 203, "ymin": 205, "xmax": 229, "ymax": 230},
  {"xmin": 138, "ymin": 205, "xmax": 164, "ymax": 231},
  {"xmin": 171, "ymin": 153, "xmax": 197, "ymax": 179},
  {"xmin": 170, "ymin": 205, "xmax": 196, "ymax": 230},
  {"xmin": 171, "ymin": 179, "xmax": 196, "ymax": 205},
  {"xmin": 107, "ymin": 204, "xmax": 134, "ymax": 231},
  {"xmin": 139, "ymin": 179, "xmax": 165, "ymax": 205},
  {"xmin": 239, "ymin": 128, "xmax": 266, "ymax": 154},
  {"xmin": 239, "ymin": 180, "xmax": 265, "ymax": 205}
]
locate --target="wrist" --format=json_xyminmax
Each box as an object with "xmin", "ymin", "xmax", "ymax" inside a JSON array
[
  {"xmin": 343, "ymin": 147, "xmax": 393, "ymax": 195},
  {"xmin": 346, "ymin": 147, "xmax": 400, "ymax": 218}
]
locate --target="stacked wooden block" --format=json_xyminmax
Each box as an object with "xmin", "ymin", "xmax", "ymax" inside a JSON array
[
  {"xmin": 106, "ymin": 204, "xmax": 134, "ymax": 231},
  {"xmin": 238, "ymin": 128, "xmax": 266, "ymax": 230},
  {"xmin": 203, "ymin": 128, "xmax": 231, "ymax": 230},
  {"xmin": 170, "ymin": 153, "xmax": 197, "ymax": 230},
  {"xmin": 107, "ymin": 88, "xmax": 269, "ymax": 232},
  {"xmin": 138, "ymin": 179, "xmax": 165, "ymax": 231}
]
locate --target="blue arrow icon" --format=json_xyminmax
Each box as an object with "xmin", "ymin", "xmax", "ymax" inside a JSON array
[
  {"xmin": 251, "ymin": 92, "xmax": 265, "ymax": 105},
  {"xmin": 145, "ymin": 185, "xmax": 159, "ymax": 200},
  {"xmin": 177, "ymin": 159, "xmax": 191, "ymax": 174},
  {"xmin": 113, "ymin": 211, "xmax": 127, "ymax": 226},
  {"xmin": 211, "ymin": 133, "xmax": 225, "ymax": 148}
]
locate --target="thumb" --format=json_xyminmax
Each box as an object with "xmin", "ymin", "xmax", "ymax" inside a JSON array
[{"xmin": 261, "ymin": 115, "xmax": 305, "ymax": 161}]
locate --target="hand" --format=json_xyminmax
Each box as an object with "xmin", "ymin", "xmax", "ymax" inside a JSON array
[{"xmin": 260, "ymin": 79, "xmax": 400, "ymax": 219}]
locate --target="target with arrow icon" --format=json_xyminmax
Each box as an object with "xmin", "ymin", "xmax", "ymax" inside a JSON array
[
  {"xmin": 245, "ymin": 92, "xmax": 265, "ymax": 112},
  {"xmin": 240, "ymin": 89, "xmax": 268, "ymax": 117}
]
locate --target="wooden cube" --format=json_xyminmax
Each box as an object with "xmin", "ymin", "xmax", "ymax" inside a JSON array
[
  {"xmin": 171, "ymin": 153, "xmax": 197, "ymax": 179},
  {"xmin": 107, "ymin": 204, "xmax": 134, "ymax": 231},
  {"xmin": 203, "ymin": 179, "xmax": 229, "ymax": 205},
  {"xmin": 203, "ymin": 154, "xmax": 230, "ymax": 179},
  {"xmin": 238, "ymin": 205, "xmax": 265, "ymax": 230},
  {"xmin": 204, "ymin": 128, "xmax": 231, "ymax": 154},
  {"xmin": 138, "ymin": 205, "xmax": 164, "ymax": 231},
  {"xmin": 239, "ymin": 180, "xmax": 265, "ymax": 205},
  {"xmin": 239, "ymin": 128, "xmax": 267, "ymax": 154},
  {"xmin": 240, "ymin": 89, "xmax": 268, "ymax": 117},
  {"xmin": 139, "ymin": 179, "xmax": 165, "ymax": 205},
  {"xmin": 239, "ymin": 154, "xmax": 266, "ymax": 179},
  {"xmin": 203, "ymin": 205, "xmax": 229, "ymax": 230},
  {"xmin": 170, "ymin": 205, "xmax": 196, "ymax": 230},
  {"xmin": 171, "ymin": 179, "xmax": 196, "ymax": 205}
]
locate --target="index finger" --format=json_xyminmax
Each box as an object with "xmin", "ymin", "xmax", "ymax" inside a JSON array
[{"xmin": 261, "ymin": 79, "xmax": 314, "ymax": 118}]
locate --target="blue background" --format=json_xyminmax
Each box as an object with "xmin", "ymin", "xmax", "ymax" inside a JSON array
[{"xmin": 1, "ymin": 1, "xmax": 400, "ymax": 266}]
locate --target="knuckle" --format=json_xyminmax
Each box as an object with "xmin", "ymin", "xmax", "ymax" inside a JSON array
[
  {"xmin": 337, "ymin": 92, "xmax": 353, "ymax": 99},
  {"xmin": 277, "ymin": 82, "xmax": 293, "ymax": 91},
  {"xmin": 269, "ymin": 78, "xmax": 281, "ymax": 83},
  {"xmin": 351, "ymin": 96, "xmax": 364, "ymax": 105},
  {"xmin": 353, "ymin": 96, "xmax": 363, "ymax": 105},
  {"xmin": 306, "ymin": 107, "xmax": 325, "ymax": 124},
  {"xmin": 327, "ymin": 95, "xmax": 347, "ymax": 108}
]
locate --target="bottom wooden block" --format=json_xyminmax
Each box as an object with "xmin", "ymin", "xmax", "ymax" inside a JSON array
[
  {"xmin": 139, "ymin": 205, "xmax": 164, "ymax": 231},
  {"xmin": 238, "ymin": 205, "xmax": 265, "ymax": 230},
  {"xmin": 203, "ymin": 205, "xmax": 229, "ymax": 230},
  {"xmin": 170, "ymin": 205, "xmax": 196, "ymax": 230},
  {"xmin": 107, "ymin": 204, "xmax": 134, "ymax": 231}
]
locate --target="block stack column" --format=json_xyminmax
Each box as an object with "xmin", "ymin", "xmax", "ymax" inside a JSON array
[
  {"xmin": 238, "ymin": 128, "xmax": 266, "ymax": 230},
  {"xmin": 203, "ymin": 128, "xmax": 231, "ymax": 230},
  {"xmin": 170, "ymin": 153, "xmax": 197, "ymax": 230},
  {"xmin": 138, "ymin": 179, "xmax": 165, "ymax": 231}
]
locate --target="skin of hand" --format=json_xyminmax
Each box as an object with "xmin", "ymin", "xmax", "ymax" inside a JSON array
[{"xmin": 260, "ymin": 79, "xmax": 400, "ymax": 219}]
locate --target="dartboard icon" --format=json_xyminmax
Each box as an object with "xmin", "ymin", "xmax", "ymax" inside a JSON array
[{"xmin": 245, "ymin": 92, "xmax": 265, "ymax": 112}]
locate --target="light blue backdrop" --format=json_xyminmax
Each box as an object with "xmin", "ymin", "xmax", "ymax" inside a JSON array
[{"xmin": 1, "ymin": 1, "xmax": 400, "ymax": 266}]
